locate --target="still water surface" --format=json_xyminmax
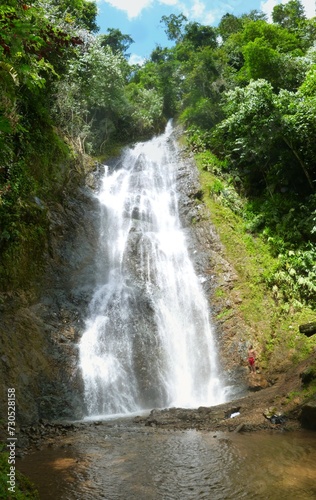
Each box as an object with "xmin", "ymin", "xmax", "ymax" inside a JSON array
[{"xmin": 17, "ymin": 420, "xmax": 316, "ymax": 500}]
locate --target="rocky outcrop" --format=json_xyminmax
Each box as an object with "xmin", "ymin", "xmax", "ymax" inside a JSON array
[
  {"xmin": 246, "ymin": 373, "xmax": 270, "ymax": 391},
  {"xmin": 172, "ymin": 130, "xmax": 249, "ymax": 398},
  {"xmin": 0, "ymin": 169, "xmax": 101, "ymax": 425},
  {"xmin": 299, "ymin": 322, "xmax": 316, "ymax": 337},
  {"xmin": 133, "ymin": 388, "xmax": 297, "ymax": 432},
  {"xmin": 300, "ymin": 400, "xmax": 316, "ymax": 429},
  {"xmin": 0, "ymin": 127, "xmax": 275, "ymax": 427}
]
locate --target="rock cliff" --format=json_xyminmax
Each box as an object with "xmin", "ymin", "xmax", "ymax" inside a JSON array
[{"xmin": 0, "ymin": 128, "xmax": 314, "ymax": 429}]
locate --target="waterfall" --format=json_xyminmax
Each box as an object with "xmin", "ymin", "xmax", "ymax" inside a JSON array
[{"xmin": 79, "ymin": 123, "xmax": 225, "ymax": 417}]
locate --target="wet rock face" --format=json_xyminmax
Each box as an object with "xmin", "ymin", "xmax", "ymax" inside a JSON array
[
  {"xmin": 0, "ymin": 128, "xmax": 248, "ymax": 426},
  {"xmin": 120, "ymin": 235, "xmax": 169, "ymax": 408},
  {"xmin": 37, "ymin": 186, "xmax": 100, "ymax": 421},
  {"xmin": 36, "ymin": 130, "xmax": 247, "ymax": 420},
  {"xmin": 300, "ymin": 401, "xmax": 316, "ymax": 430},
  {"xmin": 0, "ymin": 182, "xmax": 100, "ymax": 425},
  {"xmin": 172, "ymin": 133, "xmax": 248, "ymax": 395}
]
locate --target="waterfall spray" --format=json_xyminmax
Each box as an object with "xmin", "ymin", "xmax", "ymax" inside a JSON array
[{"xmin": 79, "ymin": 123, "xmax": 225, "ymax": 417}]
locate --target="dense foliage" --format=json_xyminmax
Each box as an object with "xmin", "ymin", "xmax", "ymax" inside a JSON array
[
  {"xmin": 147, "ymin": 1, "xmax": 316, "ymax": 311},
  {"xmin": 0, "ymin": 0, "xmax": 165, "ymax": 290},
  {"xmin": 0, "ymin": 0, "xmax": 315, "ymax": 310}
]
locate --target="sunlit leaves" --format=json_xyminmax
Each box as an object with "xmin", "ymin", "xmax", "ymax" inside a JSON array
[
  {"xmin": 299, "ymin": 66, "xmax": 316, "ymax": 96},
  {"xmin": 216, "ymin": 79, "xmax": 277, "ymax": 168},
  {"xmin": 126, "ymin": 85, "xmax": 163, "ymax": 134},
  {"xmin": 242, "ymin": 39, "xmax": 281, "ymax": 85},
  {"xmin": 76, "ymin": 40, "xmax": 125, "ymax": 108},
  {"xmin": 35, "ymin": 0, "xmax": 99, "ymax": 33},
  {"xmin": 272, "ymin": 0, "xmax": 306, "ymax": 32},
  {"xmin": 241, "ymin": 20, "xmax": 300, "ymax": 52},
  {"xmin": 215, "ymin": 70, "xmax": 316, "ymax": 195},
  {"xmin": 268, "ymin": 244, "xmax": 316, "ymax": 307}
]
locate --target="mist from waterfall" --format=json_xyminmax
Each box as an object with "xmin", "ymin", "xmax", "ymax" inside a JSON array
[{"xmin": 79, "ymin": 123, "xmax": 226, "ymax": 417}]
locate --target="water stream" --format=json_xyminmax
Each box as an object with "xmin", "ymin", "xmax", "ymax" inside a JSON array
[
  {"xmin": 17, "ymin": 423, "xmax": 316, "ymax": 500},
  {"xmin": 79, "ymin": 123, "xmax": 224, "ymax": 417},
  {"xmin": 16, "ymin": 126, "xmax": 316, "ymax": 500}
]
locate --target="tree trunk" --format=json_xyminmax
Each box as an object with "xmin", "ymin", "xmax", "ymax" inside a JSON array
[{"xmin": 283, "ymin": 137, "xmax": 314, "ymax": 192}]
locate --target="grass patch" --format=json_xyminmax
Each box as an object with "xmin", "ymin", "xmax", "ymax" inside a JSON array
[
  {"xmin": 0, "ymin": 444, "xmax": 39, "ymax": 499},
  {"xmin": 193, "ymin": 149, "xmax": 315, "ymax": 367}
]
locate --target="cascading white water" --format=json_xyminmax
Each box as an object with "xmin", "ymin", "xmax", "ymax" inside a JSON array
[{"xmin": 79, "ymin": 122, "xmax": 225, "ymax": 417}]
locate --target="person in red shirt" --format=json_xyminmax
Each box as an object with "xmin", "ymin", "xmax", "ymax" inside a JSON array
[{"xmin": 248, "ymin": 345, "xmax": 256, "ymax": 373}]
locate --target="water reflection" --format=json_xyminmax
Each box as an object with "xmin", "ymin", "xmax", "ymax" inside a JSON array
[{"xmin": 17, "ymin": 425, "xmax": 316, "ymax": 500}]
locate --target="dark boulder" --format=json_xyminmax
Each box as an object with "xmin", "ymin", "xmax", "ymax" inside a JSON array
[
  {"xmin": 299, "ymin": 322, "xmax": 316, "ymax": 337},
  {"xmin": 300, "ymin": 400, "xmax": 316, "ymax": 430}
]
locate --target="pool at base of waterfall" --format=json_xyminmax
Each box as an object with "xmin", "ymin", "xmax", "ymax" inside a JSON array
[{"xmin": 17, "ymin": 420, "xmax": 316, "ymax": 500}]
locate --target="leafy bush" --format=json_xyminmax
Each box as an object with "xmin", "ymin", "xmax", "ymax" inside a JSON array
[
  {"xmin": 185, "ymin": 126, "xmax": 213, "ymax": 152},
  {"xmin": 267, "ymin": 245, "xmax": 316, "ymax": 308},
  {"xmin": 242, "ymin": 192, "xmax": 316, "ymax": 308}
]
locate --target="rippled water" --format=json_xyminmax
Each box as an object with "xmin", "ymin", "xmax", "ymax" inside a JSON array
[{"xmin": 17, "ymin": 422, "xmax": 316, "ymax": 500}]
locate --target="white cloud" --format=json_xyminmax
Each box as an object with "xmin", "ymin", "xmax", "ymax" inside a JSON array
[
  {"xmin": 158, "ymin": 0, "xmax": 190, "ymax": 18},
  {"xmin": 261, "ymin": 0, "xmax": 316, "ymax": 21},
  {"xmin": 159, "ymin": 0, "xmax": 179, "ymax": 5},
  {"xmin": 260, "ymin": 0, "xmax": 277, "ymax": 22},
  {"xmin": 191, "ymin": 0, "xmax": 205, "ymax": 17},
  {"xmin": 191, "ymin": 0, "xmax": 218, "ymax": 25},
  {"xmin": 129, "ymin": 53, "xmax": 146, "ymax": 65},
  {"xmin": 102, "ymin": 0, "xmax": 315, "ymax": 22},
  {"xmin": 102, "ymin": 0, "xmax": 218, "ymax": 23},
  {"xmin": 300, "ymin": 0, "xmax": 315, "ymax": 18},
  {"xmin": 174, "ymin": 0, "xmax": 217, "ymax": 24},
  {"xmin": 203, "ymin": 10, "xmax": 217, "ymax": 25},
  {"xmin": 104, "ymin": 0, "xmax": 153, "ymax": 19}
]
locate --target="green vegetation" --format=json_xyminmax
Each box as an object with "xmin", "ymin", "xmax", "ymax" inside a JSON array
[
  {"xmin": 0, "ymin": 0, "xmax": 166, "ymax": 291},
  {"xmin": 194, "ymin": 147, "xmax": 315, "ymax": 368},
  {"xmin": 0, "ymin": 444, "xmax": 39, "ymax": 499},
  {"xmin": 159, "ymin": 1, "xmax": 316, "ymax": 318},
  {"xmin": 299, "ymin": 362, "xmax": 316, "ymax": 402},
  {"xmin": 0, "ymin": 0, "xmax": 315, "ymax": 359}
]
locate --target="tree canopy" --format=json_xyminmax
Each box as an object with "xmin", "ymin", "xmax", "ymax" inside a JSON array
[{"xmin": 0, "ymin": 0, "xmax": 315, "ymax": 307}]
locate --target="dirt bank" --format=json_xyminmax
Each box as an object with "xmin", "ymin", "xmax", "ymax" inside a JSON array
[
  {"xmin": 0, "ymin": 349, "xmax": 313, "ymax": 461},
  {"xmin": 137, "ymin": 359, "xmax": 316, "ymax": 433}
]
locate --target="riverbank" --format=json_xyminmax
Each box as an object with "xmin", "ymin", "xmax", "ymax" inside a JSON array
[
  {"xmin": 14, "ymin": 420, "xmax": 316, "ymax": 500},
  {"xmin": 8, "ymin": 379, "xmax": 316, "ymax": 500},
  {"xmin": 137, "ymin": 365, "xmax": 314, "ymax": 433},
  {"xmin": 1, "ymin": 348, "xmax": 315, "ymax": 498},
  {"xmin": 1, "ymin": 348, "xmax": 314, "ymax": 463}
]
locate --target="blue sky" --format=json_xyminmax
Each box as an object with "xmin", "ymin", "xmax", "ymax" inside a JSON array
[{"xmin": 96, "ymin": 0, "xmax": 316, "ymax": 64}]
